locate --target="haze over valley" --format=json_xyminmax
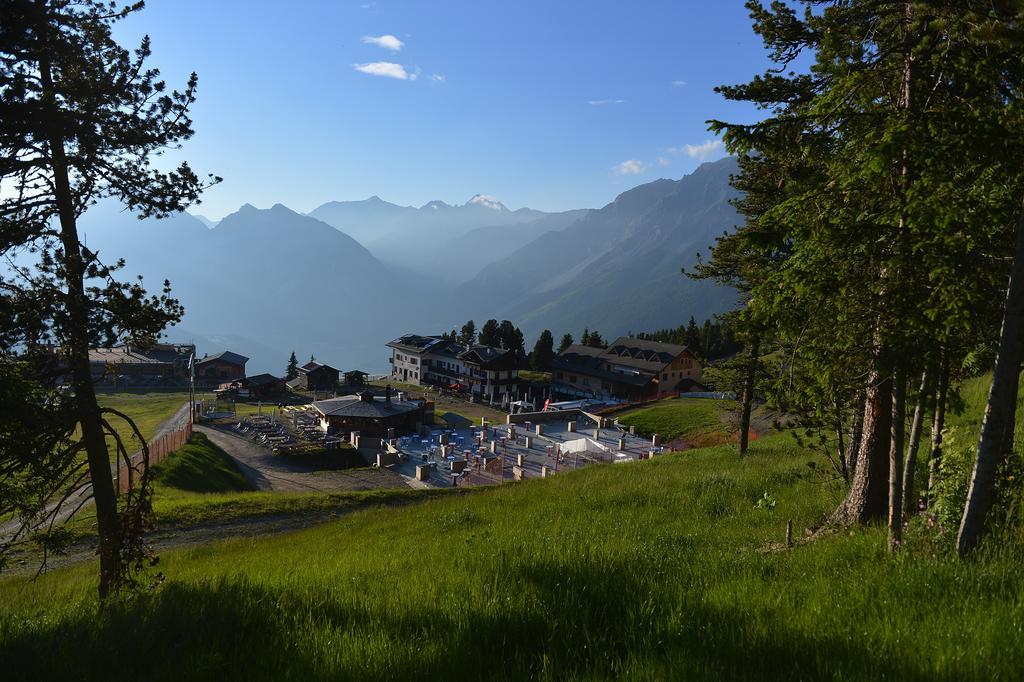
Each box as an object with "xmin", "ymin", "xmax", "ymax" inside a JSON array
[{"xmin": 78, "ymin": 157, "xmax": 740, "ymax": 374}]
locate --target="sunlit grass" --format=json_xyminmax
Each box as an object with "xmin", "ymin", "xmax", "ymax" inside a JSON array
[
  {"xmin": 3, "ymin": 425, "xmax": 1022, "ymax": 679},
  {"xmin": 616, "ymin": 397, "xmax": 733, "ymax": 444}
]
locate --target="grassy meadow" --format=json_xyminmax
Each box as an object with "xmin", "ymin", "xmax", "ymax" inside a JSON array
[
  {"xmin": 616, "ymin": 397, "xmax": 734, "ymax": 445},
  {"xmin": 94, "ymin": 390, "xmax": 189, "ymax": 462},
  {"xmin": 3, "ymin": 432, "xmax": 1023, "ymax": 677},
  {"xmin": 2, "ymin": 385, "xmax": 1023, "ymax": 679}
]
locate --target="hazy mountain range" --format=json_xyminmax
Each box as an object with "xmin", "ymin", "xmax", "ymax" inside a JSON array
[{"xmin": 70, "ymin": 157, "xmax": 740, "ymax": 374}]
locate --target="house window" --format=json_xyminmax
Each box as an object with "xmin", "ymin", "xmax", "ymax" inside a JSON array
[
  {"xmin": 556, "ymin": 372, "xmax": 564, "ymax": 380},
  {"xmin": 663, "ymin": 373, "xmax": 668, "ymax": 380},
  {"xmin": 570, "ymin": 375, "xmax": 577, "ymax": 383},
  {"xmin": 582, "ymin": 378, "xmax": 590, "ymax": 386}
]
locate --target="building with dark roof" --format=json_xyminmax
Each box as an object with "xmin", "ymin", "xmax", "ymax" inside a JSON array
[
  {"xmin": 312, "ymin": 390, "xmax": 425, "ymax": 437},
  {"xmin": 549, "ymin": 337, "xmax": 703, "ymax": 401},
  {"xmin": 289, "ymin": 361, "xmax": 340, "ymax": 392},
  {"xmin": 216, "ymin": 373, "xmax": 287, "ymax": 400},
  {"xmin": 386, "ymin": 334, "xmax": 523, "ymax": 401},
  {"xmin": 88, "ymin": 343, "xmax": 195, "ymax": 385},
  {"xmin": 195, "ymin": 351, "xmax": 248, "ymax": 384}
]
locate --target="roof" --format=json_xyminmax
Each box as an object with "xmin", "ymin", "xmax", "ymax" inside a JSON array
[
  {"xmin": 548, "ymin": 338, "xmax": 694, "ymax": 384},
  {"xmin": 196, "ymin": 351, "xmax": 249, "ymax": 367},
  {"xmin": 459, "ymin": 344, "xmax": 510, "ymax": 365},
  {"xmin": 548, "ymin": 345, "xmax": 652, "ymax": 387},
  {"xmin": 88, "ymin": 346, "xmax": 172, "ymax": 366},
  {"xmin": 245, "ymin": 373, "xmax": 283, "ymax": 386},
  {"xmin": 300, "ymin": 361, "xmax": 339, "ymax": 373},
  {"xmin": 313, "ymin": 394, "xmax": 423, "ymax": 419},
  {"xmin": 602, "ymin": 337, "xmax": 690, "ymax": 373},
  {"xmin": 344, "ymin": 369, "xmax": 369, "ymax": 376},
  {"xmin": 386, "ymin": 334, "xmax": 446, "ymax": 353}
]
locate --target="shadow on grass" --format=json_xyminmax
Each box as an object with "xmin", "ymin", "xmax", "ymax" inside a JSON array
[{"xmin": 2, "ymin": 558, "xmax": 945, "ymax": 681}]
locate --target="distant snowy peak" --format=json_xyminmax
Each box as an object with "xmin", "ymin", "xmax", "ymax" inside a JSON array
[
  {"xmin": 421, "ymin": 200, "xmax": 451, "ymax": 211},
  {"xmin": 466, "ymin": 194, "xmax": 507, "ymax": 211}
]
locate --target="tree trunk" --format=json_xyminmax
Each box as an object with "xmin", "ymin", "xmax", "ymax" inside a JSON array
[
  {"xmin": 738, "ymin": 336, "xmax": 760, "ymax": 457},
  {"xmin": 831, "ymin": 359, "xmax": 892, "ymax": 525},
  {"xmin": 926, "ymin": 359, "xmax": 949, "ymax": 504},
  {"xmin": 888, "ymin": 368, "xmax": 906, "ymax": 548},
  {"xmin": 40, "ymin": 51, "xmax": 121, "ymax": 599},
  {"xmin": 847, "ymin": 389, "xmax": 867, "ymax": 478},
  {"xmin": 957, "ymin": 205, "xmax": 1024, "ymax": 556},
  {"xmin": 1002, "ymin": 354, "xmax": 1020, "ymax": 458},
  {"xmin": 835, "ymin": 401, "xmax": 849, "ymax": 483},
  {"xmin": 902, "ymin": 368, "xmax": 930, "ymax": 512}
]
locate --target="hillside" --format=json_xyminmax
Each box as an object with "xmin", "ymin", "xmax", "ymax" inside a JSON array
[
  {"xmin": 457, "ymin": 157, "xmax": 740, "ymax": 339},
  {"xmin": 2, "ymin": 406, "xmax": 1022, "ymax": 679}
]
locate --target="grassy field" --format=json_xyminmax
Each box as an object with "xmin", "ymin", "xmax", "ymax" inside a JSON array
[
  {"xmin": 519, "ymin": 370, "xmax": 552, "ymax": 383},
  {"xmin": 94, "ymin": 390, "xmax": 189, "ymax": 463},
  {"xmin": 615, "ymin": 397, "xmax": 734, "ymax": 446},
  {"xmin": 3, "ymin": 430, "xmax": 1023, "ymax": 678},
  {"xmin": 149, "ymin": 433, "xmax": 252, "ymax": 498},
  {"xmin": 3, "ymin": 380, "xmax": 1023, "ymax": 679}
]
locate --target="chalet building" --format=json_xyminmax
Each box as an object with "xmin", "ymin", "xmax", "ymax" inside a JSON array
[
  {"xmin": 88, "ymin": 343, "xmax": 195, "ymax": 384},
  {"xmin": 312, "ymin": 389, "xmax": 425, "ymax": 437},
  {"xmin": 217, "ymin": 373, "xmax": 287, "ymax": 400},
  {"xmin": 195, "ymin": 351, "xmax": 248, "ymax": 385},
  {"xmin": 548, "ymin": 337, "xmax": 704, "ymax": 402},
  {"xmin": 342, "ymin": 370, "xmax": 368, "ymax": 387},
  {"xmin": 288, "ymin": 361, "xmax": 340, "ymax": 392},
  {"xmin": 386, "ymin": 334, "xmax": 523, "ymax": 401}
]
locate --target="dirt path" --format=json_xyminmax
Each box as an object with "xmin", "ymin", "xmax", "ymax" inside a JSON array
[
  {"xmin": 195, "ymin": 424, "xmax": 410, "ymax": 493},
  {"xmin": 4, "ymin": 511, "xmax": 342, "ymax": 575}
]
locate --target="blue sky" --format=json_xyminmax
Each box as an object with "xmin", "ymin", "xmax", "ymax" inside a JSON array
[{"xmin": 117, "ymin": 1, "xmax": 772, "ymax": 220}]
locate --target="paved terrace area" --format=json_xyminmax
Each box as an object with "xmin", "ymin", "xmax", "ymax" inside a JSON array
[{"xmin": 386, "ymin": 413, "xmax": 663, "ymax": 488}]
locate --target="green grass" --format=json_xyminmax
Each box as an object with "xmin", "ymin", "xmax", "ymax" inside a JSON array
[
  {"xmin": 616, "ymin": 397, "xmax": 733, "ymax": 444},
  {"xmin": 150, "ymin": 433, "xmax": 252, "ymax": 497},
  {"xmin": 149, "ymin": 487, "xmax": 458, "ymax": 527},
  {"xmin": 519, "ymin": 370, "xmax": 552, "ymax": 383},
  {"xmin": 145, "ymin": 433, "xmax": 430, "ymax": 526},
  {"xmin": 4, "ymin": 383, "xmax": 1024, "ymax": 679},
  {"xmin": 3, "ymin": 425, "xmax": 1023, "ymax": 679},
  {"xmin": 94, "ymin": 390, "xmax": 189, "ymax": 462}
]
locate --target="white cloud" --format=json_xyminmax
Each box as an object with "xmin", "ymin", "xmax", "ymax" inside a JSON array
[
  {"xmin": 430, "ymin": 73, "xmax": 446, "ymax": 82},
  {"xmin": 613, "ymin": 159, "xmax": 648, "ymax": 176},
  {"xmin": 360, "ymin": 3, "xmax": 376, "ymax": 8},
  {"xmin": 353, "ymin": 61, "xmax": 413, "ymax": 80},
  {"xmin": 671, "ymin": 80, "xmax": 687, "ymax": 88},
  {"xmin": 362, "ymin": 34, "xmax": 404, "ymax": 51},
  {"xmin": 656, "ymin": 156, "xmax": 670, "ymax": 167},
  {"xmin": 682, "ymin": 139, "xmax": 724, "ymax": 160},
  {"xmin": 588, "ymin": 99, "xmax": 625, "ymax": 106}
]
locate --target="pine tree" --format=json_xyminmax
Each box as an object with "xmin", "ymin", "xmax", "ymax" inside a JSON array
[
  {"xmin": 0, "ymin": 0, "xmax": 217, "ymax": 597},
  {"xmin": 285, "ymin": 352, "xmax": 299, "ymax": 380},
  {"xmin": 478, "ymin": 319, "xmax": 501, "ymax": 347},
  {"xmin": 531, "ymin": 330, "xmax": 555, "ymax": 370},
  {"xmin": 459, "ymin": 320, "xmax": 476, "ymax": 346},
  {"xmin": 558, "ymin": 333, "xmax": 574, "ymax": 354},
  {"xmin": 712, "ymin": 1, "xmax": 1024, "ymax": 533}
]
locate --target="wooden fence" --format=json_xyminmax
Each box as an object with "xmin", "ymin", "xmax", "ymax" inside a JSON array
[{"xmin": 116, "ymin": 415, "xmax": 192, "ymax": 493}]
